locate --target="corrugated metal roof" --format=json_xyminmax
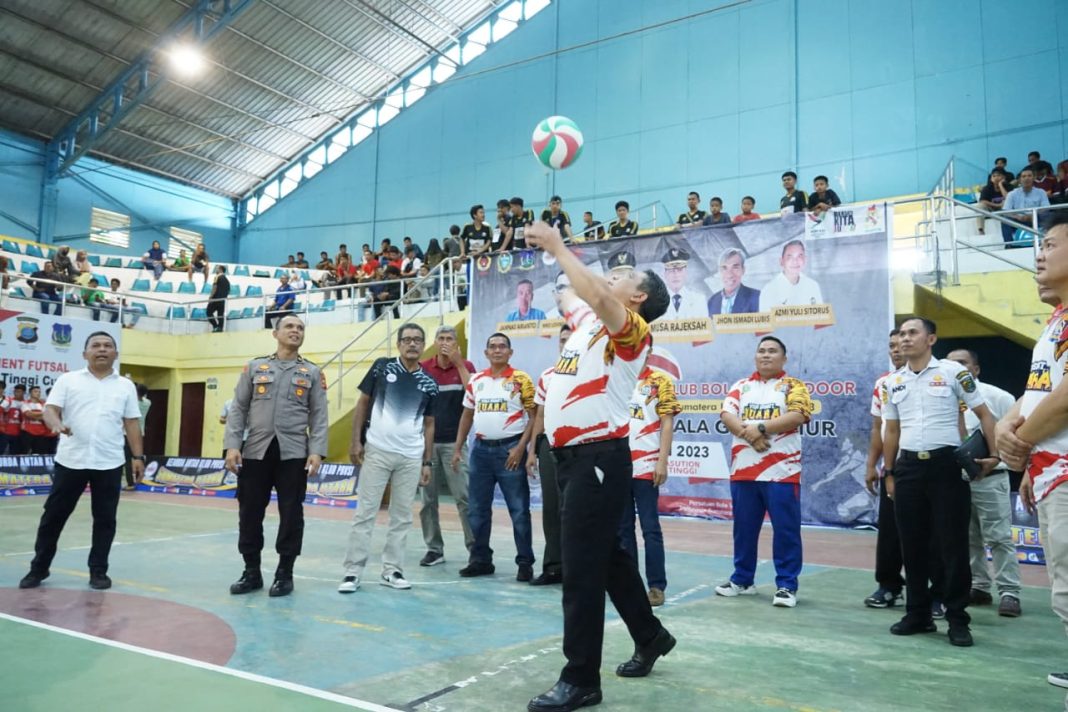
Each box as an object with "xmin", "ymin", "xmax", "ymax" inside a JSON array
[{"xmin": 0, "ymin": 0, "xmax": 501, "ymax": 197}]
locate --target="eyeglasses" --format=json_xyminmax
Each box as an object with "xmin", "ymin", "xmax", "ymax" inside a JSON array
[{"xmin": 399, "ymin": 337, "xmax": 424, "ymax": 345}]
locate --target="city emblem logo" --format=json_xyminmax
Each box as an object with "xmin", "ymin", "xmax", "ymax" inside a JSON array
[
  {"xmin": 518, "ymin": 250, "xmax": 537, "ymax": 271},
  {"xmin": 497, "ymin": 252, "xmax": 513, "ymax": 274},
  {"xmin": 51, "ymin": 323, "xmax": 73, "ymax": 348},
  {"xmin": 16, "ymin": 316, "xmax": 39, "ymax": 344},
  {"xmin": 476, "ymin": 255, "xmax": 492, "ymax": 272}
]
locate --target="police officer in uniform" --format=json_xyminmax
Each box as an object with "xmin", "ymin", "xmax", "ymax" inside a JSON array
[
  {"xmin": 225, "ymin": 314, "xmax": 329, "ymax": 597},
  {"xmin": 881, "ymin": 317, "xmax": 999, "ymax": 646}
]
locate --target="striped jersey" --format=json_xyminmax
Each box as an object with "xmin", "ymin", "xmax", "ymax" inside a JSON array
[
  {"xmin": 1023, "ymin": 305, "xmax": 1068, "ymax": 501},
  {"xmin": 722, "ymin": 371, "xmax": 813, "ymax": 483},
  {"xmin": 544, "ymin": 303, "xmax": 651, "ymax": 448},
  {"xmin": 463, "ymin": 366, "xmax": 535, "ymax": 440},
  {"xmin": 628, "ymin": 367, "xmax": 682, "ymax": 480},
  {"xmin": 534, "ymin": 366, "xmax": 554, "ymax": 407}
]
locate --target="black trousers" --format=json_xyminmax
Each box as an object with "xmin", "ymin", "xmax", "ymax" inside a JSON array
[
  {"xmin": 537, "ymin": 435, "xmax": 562, "ymax": 576},
  {"xmin": 893, "ymin": 449, "xmax": 970, "ymax": 625},
  {"xmin": 264, "ymin": 308, "xmax": 291, "ymax": 329},
  {"xmin": 31, "ymin": 462, "xmax": 122, "ymax": 575},
  {"xmin": 207, "ymin": 300, "xmax": 225, "ymax": 330},
  {"xmin": 874, "ymin": 478, "xmax": 904, "ymax": 591},
  {"xmin": 554, "ymin": 438, "xmax": 662, "ymax": 688},
  {"xmin": 237, "ymin": 438, "xmax": 308, "ymax": 569}
]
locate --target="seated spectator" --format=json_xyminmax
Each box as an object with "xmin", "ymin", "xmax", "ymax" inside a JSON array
[
  {"xmin": 143, "ymin": 240, "xmax": 167, "ymax": 280},
  {"xmin": 386, "ymin": 246, "xmax": 404, "ymax": 271},
  {"xmin": 444, "ymin": 225, "xmax": 464, "ymax": 258},
  {"xmin": 289, "ymin": 270, "xmax": 307, "ymax": 292},
  {"xmin": 74, "ymin": 250, "xmax": 93, "ymax": 284},
  {"xmin": 335, "ymin": 243, "xmax": 351, "ymax": 267},
  {"xmin": 807, "ymin": 176, "xmax": 842, "ymax": 214},
  {"xmin": 733, "ymin": 196, "xmax": 761, "ymax": 223},
  {"xmin": 677, "ymin": 191, "xmax": 707, "ymax": 226},
  {"xmin": 977, "ymin": 169, "xmax": 1010, "ymax": 234},
  {"xmin": 169, "ymin": 249, "xmax": 190, "ymax": 272},
  {"xmin": 1026, "ymin": 150, "xmax": 1042, "ymax": 175},
  {"xmin": 28, "ymin": 261, "xmax": 62, "ymax": 315},
  {"xmin": 401, "ymin": 247, "xmax": 422, "ymax": 278},
  {"xmin": 333, "ymin": 254, "xmax": 357, "ymax": 299},
  {"xmin": 608, "ymin": 200, "xmax": 639, "ymax": 237},
  {"xmin": 265, "ymin": 274, "xmax": 295, "ymax": 328},
  {"xmin": 53, "ymin": 245, "xmax": 78, "ymax": 283},
  {"xmin": 1034, "ymin": 161, "xmax": 1057, "ymax": 197},
  {"xmin": 424, "ymin": 239, "xmax": 445, "ymax": 271},
  {"xmin": 403, "ymin": 237, "xmax": 424, "ymax": 261},
  {"xmin": 316, "ymin": 251, "xmax": 334, "ymax": 271},
  {"xmin": 107, "ymin": 277, "xmax": 137, "ymax": 328},
  {"xmin": 780, "ymin": 171, "xmax": 807, "ymax": 213},
  {"xmin": 188, "ymin": 244, "xmax": 210, "ymax": 283},
  {"xmin": 541, "ymin": 195, "xmax": 573, "ymax": 238},
  {"xmin": 462, "ymin": 205, "xmax": 493, "ymax": 255},
  {"xmin": 993, "ymin": 157, "xmax": 1014, "ymax": 184},
  {"xmin": 378, "ymin": 238, "xmax": 392, "ymax": 259},
  {"xmin": 579, "ymin": 211, "xmax": 606, "ymax": 240},
  {"xmin": 373, "ymin": 264, "xmax": 402, "ymax": 319},
  {"xmin": 407, "ymin": 265, "xmax": 432, "ymax": 302},
  {"xmin": 1053, "ymin": 160, "xmax": 1068, "ymax": 205},
  {"xmin": 0, "ymin": 255, "xmax": 10, "ymax": 303},
  {"xmin": 281, "ymin": 255, "xmax": 298, "ymax": 268},
  {"xmin": 294, "ymin": 251, "xmax": 309, "ymax": 268},
  {"xmin": 1001, "ymin": 167, "xmax": 1049, "ymax": 247},
  {"xmin": 702, "ymin": 197, "xmax": 731, "ymax": 226},
  {"xmin": 82, "ymin": 278, "xmax": 117, "ymax": 323},
  {"xmin": 21, "ymin": 386, "xmax": 52, "ymax": 454}
]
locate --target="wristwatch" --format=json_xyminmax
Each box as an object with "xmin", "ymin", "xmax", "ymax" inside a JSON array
[
  {"xmin": 422, "ymin": 461, "xmax": 432, "ymax": 468},
  {"xmin": 132, "ymin": 455, "xmax": 147, "ymax": 462},
  {"xmin": 757, "ymin": 423, "xmax": 767, "ymax": 435}
]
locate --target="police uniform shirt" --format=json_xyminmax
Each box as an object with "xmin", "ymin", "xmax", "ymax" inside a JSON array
[
  {"xmin": 508, "ymin": 209, "xmax": 535, "ymax": 249},
  {"xmin": 677, "ymin": 210, "xmax": 707, "ymax": 225},
  {"xmin": 225, "ymin": 355, "xmax": 329, "ymax": 460},
  {"xmin": 358, "ymin": 357, "xmax": 438, "ymax": 457},
  {"xmin": 541, "ymin": 209, "xmax": 571, "ymax": 233},
  {"xmin": 609, "ymin": 220, "xmax": 639, "ymax": 238},
  {"xmin": 461, "ymin": 223, "xmax": 493, "ymax": 253},
  {"xmin": 780, "ymin": 190, "xmax": 808, "ymax": 212},
  {"xmin": 880, "ymin": 357, "xmax": 985, "ymax": 451}
]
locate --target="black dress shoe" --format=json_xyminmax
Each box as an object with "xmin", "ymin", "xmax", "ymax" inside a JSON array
[
  {"xmin": 527, "ymin": 680, "xmax": 602, "ymax": 712},
  {"xmin": 89, "ymin": 573, "xmax": 112, "ymax": 590},
  {"xmin": 530, "ymin": 571, "xmax": 562, "ymax": 586},
  {"xmin": 229, "ymin": 570, "xmax": 264, "ymax": 595},
  {"xmin": 18, "ymin": 571, "xmax": 48, "ymax": 589},
  {"xmin": 616, "ymin": 628, "xmax": 676, "ymax": 677},
  {"xmin": 890, "ymin": 616, "xmax": 937, "ymax": 635},
  {"xmin": 269, "ymin": 577, "xmax": 294, "ymax": 597},
  {"xmin": 459, "ymin": 562, "xmax": 495, "ymax": 577},
  {"xmin": 948, "ymin": 625, "xmax": 974, "ymax": 647},
  {"xmin": 517, "ymin": 564, "xmax": 534, "ymax": 582}
]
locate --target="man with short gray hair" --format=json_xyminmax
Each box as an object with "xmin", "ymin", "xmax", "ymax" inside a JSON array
[{"xmin": 707, "ymin": 248, "xmax": 760, "ymax": 315}]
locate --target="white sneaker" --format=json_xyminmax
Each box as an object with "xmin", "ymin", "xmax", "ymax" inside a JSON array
[
  {"xmin": 715, "ymin": 580, "xmax": 757, "ymax": 597},
  {"xmin": 1048, "ymin": 672, "xmax": 1068, "ymax": 689},
  {"xmin": 380, "ymin": 571, "xmax": 411, "ymax": 590},
  {"xmin": 337, "ymin": 575, "xmax": 360, "ymax": 593},
  {"xmin": 772, "ymin": 588, "xmax": 797, "ymax": 607}
]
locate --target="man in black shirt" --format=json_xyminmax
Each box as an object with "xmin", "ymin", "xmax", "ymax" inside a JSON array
[
  {"xmin": 493, "ymin": 199, "xmax": 512, "ymax": 252},
  {"xmin": 677, "ymin": 191, "xmax": 707, "ymax": 226},
  {"xmin": 403, "ymin": 237, "xmax": 424, "ymax": 261},
  {"xmin": 461, "ymin": 205, "xmax": 493, "ymax": 256},
  {"xmin": 580, "ymin": 212, "xmax": 605, "ymax": 240},
  {"xmin": 993, "ymin": 157, "xmax": 1014, "ymax": 185},
  {"xmin": 207, "ymin": 265, "xmax": 231, "ymax": 333},
  {"xmin": 541, "ymin": 196, "xmax": 573, "ymax": 239},
  {"xmin": 609, "ymin": 201, "xmax": 639, "ymax": 237},
  {"xmin": 444, "ymin": 225, "xmax": 464, "ymax": 258},
  {"xmin": 294, "ymin": 252, "xmax": 309, "ymax": 269},
  {"xmin": 702, "ymin": 197, "xmax": 731, "ymax": 226},
  {"xmin": 374, "ymin": 265, "xmax": 402, "ymax": 319},
  {"xmin": 807, "ymin": 175, "xmax": 842, "ymax": 214},
  {"xmin": 780, "ymin": 171, "xmax": 807, "ymax": 213},
  {"xmin": 506, "ymin": 197, "xmax": 535, "ymax": 251},
  {"xmin": 29, "ymin": 261, "xmax": 63, "ymax": 315}
]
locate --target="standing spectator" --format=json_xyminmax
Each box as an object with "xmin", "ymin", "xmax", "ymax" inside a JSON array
[
  {"xmin": 945, "ymin": 349, "xmax": 1021, "ymax": 617},
  {"xmin": 2, "ymin": 384, "xmax": 27, "ymax": 455},
  {"xmin": 491, "ymin": 199, "xmax": 511, "ymax": 251},
  {"xmin": 453, "ymin": 260, "xmax": 468, "ymax": 311},
  {"xmin": 418, "ymin": 326, "xmax": 476, "ymax": 568},
  {"xmin": 1001, "ymin": 167, "xmax": 1050, "ymax": 247},
  {"xmin": 402, "ymin": 237, "xmax": 424, "ymax": 261},
  {"xmin": 452, "ymin": 333, "xmax": 537, "ymax": 580},
  {"xmin": 29, "ymin": 261, "xmax": 62, "ymax": 315},
  {"xmin": 187, "ymin": 244, "xmax": 210, "ymax": 284},
  {"xmin": 316, "ymin": 251, "xmax": 334, "ymax": 271},
  {"xmin": 373, "ymin": 265, "xmax": 402, "ymax": 319},
  {"xmin": 609, "ymin": 200, "xmax": 639, "ymax": 238},
  {"xmin": 580, "ymin": 211, "xmax": 606, "ymax": 241},
  {"xmin": 733, "ymin": 196, "xmax": 761, "ymax": 223},
  {"xmin": 780, "ymin": 171, "xmax": 807, "ymax": 213},
  {"xmin": 424, "ymin": 239, "xmax": 446, "ymax": 272},
  {"xmin": 264, "ymin": 274, "xmax": 294, "ymax": 329},
  {"xmin": 82, "ymin": 278, "xmax": 117, "ymax": 323},
  {"xmin": 294, "ymin": 251, "xmax": 309, "ymax": 268},
  {"xmin": 53, "ymin": 246, "xmax": 78, "ymax": 283},
  {"xmin": 143, "ymin": 241, "xmax": 167, "ymax": 280},
  {"xmin": 17, "ymin": 332, "xmax": 145, "ymax": 591},
  {"xmin": 702, "ymin": 197, "xmax": 731, "ymax": 226},
  {"xmin": 339, "ymin": 324, "xmax": 437, "ymax": 593},
  {"xmin": 621, "ymin": 351, "xmax": 681, "ymax": 607},
  {"xmin": 717, "ymin": 337, "xmax": 813, "ymax": 607},
  {"xmin": 443, "ymin": 225, "xmax": 465, "ymax": 259},
  {"xmin": 977, "ymin": 169, "xmax": 1010, "ymax": 234},
  {"xmin": 401, "ymin": 247, "xmax": 422, "ymax": 279},
  {"xmin": 881, "ymin": 317, "xmax": 999, "ymax": 646},
  {"xmin": 504, "ymin": 197, "xmax": 536, "ymax": 251},
  {"xmin": 677, "ymin": 191, "xmax": 707, "ymax": 226},
  {"xmin": 224, "ymin": 316, "xmax": 328, "ymax": 597},
  {"xmin": 542, "ymin": 196, "xmax": 573, "ymax": 239},
  {"xmin": 207, "ymin": 265, "xmax": 230, "ymax": 333},
  {"xmin": 807, "ymin": 176, "xmax": 842, "ymax": 214},
  {"xmin": 168, "ymin": 249, "xmax": 190, "ymax": 273},
  {"xmin": 21, "ymin": 386, "xmax": 51, "ymax": 454}
]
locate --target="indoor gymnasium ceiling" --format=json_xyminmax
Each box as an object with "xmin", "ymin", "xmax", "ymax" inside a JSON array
[{"xmin": 0, "ymin": 0, "xmax": 502, "ymax": 197}]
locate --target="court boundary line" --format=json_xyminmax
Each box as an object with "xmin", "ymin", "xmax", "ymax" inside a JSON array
[{"xmin": 0, "ymin": 611, "xmax": 401, "ymax": 712}]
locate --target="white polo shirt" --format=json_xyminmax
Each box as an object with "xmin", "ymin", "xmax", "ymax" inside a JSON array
[
  {"xmin": 47, "ymin": 368, "xmax": 140, "ymax": 470},
  {"xmin": 758, "ymin": 272, "xmax": 824, "ymax": 311},
  {"xmin": 963, "ymin": 380, "xmax": 1016, "ymax": 471},
  {"xmin": 880, "ymin": 357, "xmax": 985, "ymax": 451}
]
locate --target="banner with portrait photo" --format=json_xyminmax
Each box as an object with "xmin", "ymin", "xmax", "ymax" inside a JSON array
[
  {"xmin": 0, "ymin": 309, "xmax": 122, "ymax": 395},
  {"xmin": 469, "ymin": 207, "xmax": 894, "ymax": 528}
]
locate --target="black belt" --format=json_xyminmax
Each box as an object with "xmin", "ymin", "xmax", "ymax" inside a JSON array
[
  {"xmin": 551, "ymin": 438, "xmax": 628, "ymax": 463},
  {"xmin": 476, "ymin": 435, "xmax": 521, "ymax": 448},
  {"xmin": 899, "ymin": 446, "xmax": 955, "ymax": 461}
]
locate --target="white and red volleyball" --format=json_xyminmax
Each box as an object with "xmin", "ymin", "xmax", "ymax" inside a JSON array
[{"xmin": 531, "ymin": 115, "xmax": 584, "ymax": 170}]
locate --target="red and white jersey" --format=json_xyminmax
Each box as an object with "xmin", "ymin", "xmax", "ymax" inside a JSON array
[
  {"xmin": 463, "ymin": 366, "xmax": 535, "ymax": 441},
  {"xmin": 534, "ymin": 366, "xmax": 555, "ymax": 407},
  {"xmin": 722, "ymin": 371, "xmax": 813, "ymax": 483},
  {"xmin": 1, "ymin": 396, "xmax": 23, "ymax": 436},
  {"xmin": 1023, "ymin": 305, "xmax": 1068, "ymax": 501},
  {"xmin": 628, "ymin": 367, "xmax": 682, "ymax": 480},
  {"xmin": 544, "ymin": 303, "xmax": 651, "ymax": 448},
  {"xmin": 21, "ymin": 400, "xmax": 49, "ymax": 436}
]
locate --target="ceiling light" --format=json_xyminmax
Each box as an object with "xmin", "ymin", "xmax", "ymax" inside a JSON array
[{"xmin": 167, "ymin": 44, "xmax": 207, "ymax": 77}]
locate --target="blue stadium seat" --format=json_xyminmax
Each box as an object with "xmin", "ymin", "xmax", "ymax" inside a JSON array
[
  {"xmin": 291, "ymin": 301, "xmax": 302, "ymax": 313},
  {"xmin": 200, "ymin": 282, "xmax": 213, "ymax": 294},
  {"xmin": 245, "ymin": 285, "xmax": 263, "ymax": 297},
  {"xmin": 46, "ymin": 248, "xmax": 56, "ymax": 259},
  {"xmin": 241, "ymin": 307, "xmax": 254, "ymax": 319},
  {"xmin": 87, "ymin": 255, "xmax": 100, "ymax": 266},
  {"xmin": 253, "ymin": 270, "xmax": 270, "ymax": 278},
  {"xmin": 253, "ymin": 306, "xmax": 264, "ymax": 317},
  {"xmin": 92, "ymin": 274, "xmax": 108, "ymax": 286},
  {"xmin": 104, "ymin": 257, "xmax": 123, "ymax": 268},
  {"xmin": 131, "ymin": 279, "xmax": 151, "ymax": 292},
  {"xmin": 233, "ymin": 265, "xmax": 250, "ymax": 276},
  {"xmin": 274, "ymin": 268, "xmax": 286, "ymax": 279},
  {"xmin": 20, "ymin": 260, "xmax": 38, "ymax": 274},
  {"xmin": 25, "ymin": 244, "xmax": 43, "ymax": 258},
  {"xmin": 165, "ymin": 306, "xmax": 186, "ymax": 320},
  {"xmin": 12, "ymin": 287, "xmax": 27, "ymax": 298},
  {"xmin": 227, "ymin": 309, "xmax": 243, "ymax": 320},
  {"xmin": 190, "ymin": 308, "xmax": 208, "ymax": 320},
  {"xmin": 125, "ymin": 259, "xmax": 142, "ymax": 269},
  {"xmin": 130, "ymin": 302, "xmax": 149, "ymax": 315},
  {"xmin": 320, "ymin": 299, "xmax": 336, "ymax": 312},
  {"xmin": 154, "ymin": 281, "xmax": 174, "ymax": 293},
  {"xmin": 177, "ymin": 281, "xmax": 196, "ymax": 294},
  {"xmin": 2, "ymin": 240, "xmax": 20, "ymax": 253},
  {"xmin": 300, "ymin": 270, "xmax": 311, "ymax": 281}
]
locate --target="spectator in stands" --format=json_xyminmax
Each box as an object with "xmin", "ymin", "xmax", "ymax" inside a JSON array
[
  {"xmin": 424, "ymin": 239, "xmax": 445, "ymax": 272},
  {"xmin": 780, "ymin": 171, "xmax": 807, "ymax": 213},
  {"xmin": 406, "ymin": 265, "xmax": 432, "ymax": 302},
  {"xmin": 609, "ymin": 200, "xmax": 639, "ymax": 237},
  {"xmin": 281, "ymin": 255, "xmax": 298, "ymax": 268},
  {"xmin": 993, "ymin": 157, "xmax": 1014, "ymax": 184},
  {"xmin": 444, "ymin": 225, "xmax": 464, "ymax": 259},
  {"xmin": 1002, "ymin": 167, "xmax": 1050, "ymax": 247},
  {"xmin": 702, "ymin": 197, "xmax": 731, "ymax": 226},
  {"xmin": 295, "ymin": 251, "xmax": 309, "ymax": 269},
  {"xmin": 453, "ymin": 260, "xmax": 468, "ymax": 311},
  {"xmin": 378, "ymin": 239, "xmax": 393, "ymax": 259},
  {"xmin": 0, "ymin": 256, "xmax": 10, "ymax": 302},
  {"xmin": 289, "ymin": 270, "xmax": 306, "ymax": 293},
  {"xmin": 208, "ymin": 265, "xmax": 230, "ymax": 333},
  {"xmin": 374, "ymin": 265, "xmax": 402, "ymax": 319},
  {"xmin": 542, "ymin": 196, "xmax": 573, "ymax": 239},
  {"xmin": 29, "ymin": 261, "xmax": 62, "ymax": 315},
  {"xmin": 334, "ymin": 254, "xmax": 356, "ymax": 299},
  {"xmin": 733, "ymin": 196, "xmax": 761, "ymax": 223},
  {"xmin": 169, "ymin": 249, "xmax": 190, "ymax": 272},
  {"xmin": 21, "ymin": 386, "xmax": 51, "ymax": 454},
  {"xmin": 316, "ymin": 251, "xmax": 334, "ymax": 271},
  {"xmin": 358, "ymin": 247, "xmax": 379, "ymax": 282},
  {"xmin": 74, "ymin": 250, "xmax": 92, "ymax": 284},
  {"xmin": 462, "ymin": 205, "xmax": 493, "ymax": 256},
  {"xmin": 401, "ymin": 247, "xmax": 422, "ymax": 279},
  {"xmin": 581, "ymin": 211, "xmax": 606, "ymax": 240},
  {"xmin": 1054, "ymin": 160, "xmax": 1068, "ymax": 204},
  {"xmin": 265, "ymin": 274, "xmax": 295, "ymax": 328},
  {"xmin": 188, "ymin": 244, "xmax": 210, "ymax": 283},
  {"xmin": 977, "ymin": 169, "xmax": 1010, "ymax": 234},
  {"xmin": 505, "ymin": 197, "xmax": 536, "ymax": 251},
  {"xmin": 677, "ymin": 191, "xmax": 707, "ymax": 226},
  {"xmin": 403, "ymin": 237, "xmax": 424, "ymax": 261},
  {"xmin": 1035, "ymin": 161, "xmax": 1058, "ymax": 197},
  {"xmin": 82, "ymin": 278, "xmax": 117, "ymax": 323},
  {"xmin": 335, "ymin": 243, "xmax": 351, "ymax": 267},
  {"xmin": 493, "ymin": 199, "xmax": 512, "ymax": 251},
  {"xmin": 143, "ymin": 241, "xmax": 167, "ymax": 281},
  {"xmin": 106, "ymin": 278, "xmax": 136, "ymax": 328},
  {"xmin": 386, "ymin": 246, "xmax": 405, "ymax": 271},
  {"xmin": 1026, "ymin": 150, "xmax": 1042, "ymax": 174},
  {"xmin": 807, "ymin": 176, "xmax": 842, "ymax": 215},
  {"xmin": 53, "ymin": 246, "xmax": 78, "ymax": 283}
]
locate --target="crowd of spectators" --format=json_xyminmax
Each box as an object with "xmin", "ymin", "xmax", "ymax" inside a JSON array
[{"xmin": 977, "ymin": 151, "xmax": 1068, "ymax": 247}]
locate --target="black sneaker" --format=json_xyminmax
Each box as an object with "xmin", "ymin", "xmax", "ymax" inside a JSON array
[
  {"xmin": 890, "ymin": 616, "xmax": 937, "ymax": 635},
  {"xmin": 229, "ymin": 569, "xmax": 264, "ymax": 595},
  {"xmin": 459, "ymin": 562, "xmax": 495, "ymax": 577},
  {"xmin": 864, "ymin": 587, "xmax": 901, "ymax": 609},
  {"xmin": 947, "ymin": 624, "xmax": 973, "ymax": 647},
  {"xmin": 89, "ymin": 572, "xmax": 112, "ymax": 590},
  {"xmin": 420, "ymin": 551, "xmax": 445, "ymax": 567},
  {"xmin": 969, "ymin": 588, "xmax": 993, "ymax": 606},
  {"xmin": 517, "ymin": 564, "xmax": 533, "ymax": 582},
  {"xmin": 269, "ymin": 577, "xmax": 294, "ymax": 597},
  {"xmin": 931, "ymin": 601, "xmax": 946, "ymax": 620},
  {"xmin": 18, "ymin": 571, "xmax": 48, "ymax": 589}
]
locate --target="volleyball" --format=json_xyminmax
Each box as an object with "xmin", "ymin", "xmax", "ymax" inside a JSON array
[{"xmin": 531, "ymin": 115, "xmax": 584, "ymax": 170}]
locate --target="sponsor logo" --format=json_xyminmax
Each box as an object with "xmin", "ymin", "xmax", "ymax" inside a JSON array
[
  {"xmin": 1027, "ymin": 361, "xmax": 1052, "ymax": 392},
  {"xmin": 554, "ymin": 350, "xmax": 580, "ymax": 376},
  {"xmin": 477, "ymin": 399, "xmax": 508, "ymax": 413}
]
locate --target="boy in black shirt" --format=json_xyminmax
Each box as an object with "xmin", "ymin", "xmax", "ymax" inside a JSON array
[
  {"xmin": 807, "ymin": 175, "xmax": 842, "ymax": 214},
  {"xmin": 541, "ymin": 195, "xmax": 573, "ymax": 238},
  {"xmin": 609, "ymin": 200, "xmax": 639, "ymax": 237},
  {"xmin": 506, "ymin": 197, "xmax": 535, "ymax": 250},
  {"xmin": 780, "ymin": 171, "xmax": 807, "ymax": 213},
  {"xmin": 461, "ymin": 204, "xmax": 493, "ymax": 255},
  {"xmin": 677, "ymin": 191, "xmax": 707, "ymax": 226}
]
